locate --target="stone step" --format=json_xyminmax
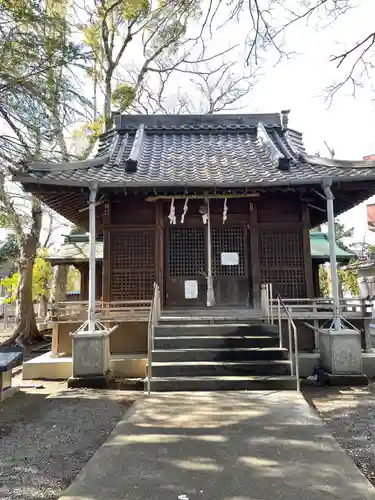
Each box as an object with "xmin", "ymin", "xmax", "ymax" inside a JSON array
[
  {"xmin": 154, "ymin": 323, "xmax": 279, "ymax": 337},
  {"xmin": 158, "ymin": 316, "xmax": 266, "ymax": 325},
  {"xmin": 152, "ymin": 347, "xmax": 287, "ymax": 362},
  {"xmin": 154, "ymin": 335, "xmax": 279, "ymax": 350},
  {"xmin": 146, "ymin": 375, "xmax": 297, "ymax": 391},
  {"xmin": 151, "ymin": 360, "xmax": 291, "ymax": 378}
]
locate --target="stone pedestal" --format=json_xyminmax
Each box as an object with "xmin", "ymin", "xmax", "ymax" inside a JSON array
[
  {"xmin": 319, "ymin": 328, "xmax": 367, "ymax": 385},
  {"xmin": 68, "ymin": 328, "xmax": 113, "ymax": 388},
  {"xmin": 320, "ymin": 328, "xmax": 362, "ymax": 374}
]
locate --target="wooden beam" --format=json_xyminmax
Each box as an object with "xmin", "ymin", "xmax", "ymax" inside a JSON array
[
  {"xmin": 102, "ymin": 201, "xmax": 111, "ymax": 302},
  {"xmin": 302, "ymin": 203, "xmax": 314, "ymax": 298},
  {"xmin": 155, "ymin": 200, "xmax": 164, "ymax": 308},
  {"xmin": 249, "ymin": 200, "xmax": 261, "ymax": 308},
  {"xmin": 257, "ymin": 222, "xmax": 304, "ymax": 230},
  {"xmin": 102, "ymin": 224, "xmax": 157, "ymax": 231},
  {"xmin": 80, "ymin": 265, "xmax": 88, "ymax": 300},
  {"xmin": 145, "ymin": 192, "xmax": 260, "ymax": 202}
]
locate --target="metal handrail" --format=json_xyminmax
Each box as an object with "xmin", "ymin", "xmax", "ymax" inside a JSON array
[
  {"xmin": 269, "ymin": 283, "xmax": 274, "ymax": 325},
  {"xmin": 261, "ymin": 283, "xmax": 273, "ymax": 323},
  {"xmin": 147, "ymin": 283, "xmax": 160, "ymax": 395},
  {"xmin": 277, "ymin": 294, "xmax": 300, "ymax": 392}
]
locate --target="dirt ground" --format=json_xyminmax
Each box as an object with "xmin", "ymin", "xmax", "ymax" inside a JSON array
[
  {"xmin": 0, "ymin": 377, "xmax": 139, "ymax": 499},
  {"xmin": 304, "ymin": 382, "xmax": 375, "ymax": 486}
]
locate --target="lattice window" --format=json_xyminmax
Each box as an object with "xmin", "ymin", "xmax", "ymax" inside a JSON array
[
  {"xmin": 111, "ymin": 231, "xmax": 154, "ymax": 269},
  {"xmin": 259, "ymin": 231, "xmax": 303, "ymax": 268},
  {"xmin": 259, "ymin": 230, "xmax": 305, "ymax": 297},
  {"xmin": 167, "ymin": 227, "xmax": 205, "ymax": 277},
  {"xmin": 261, "ymin": 270, "xmax": 305, "ymax": 298},
  {"xmin": 110, "ymin": 230, "xmax": 155, "ymax": 300},
  {"xmin": 111, "ymin": 271, "xmax": 155, "ymax": 301},
  {"xmin": 212, "ymin": 227, "xmax": 246, "ymax": 276}
]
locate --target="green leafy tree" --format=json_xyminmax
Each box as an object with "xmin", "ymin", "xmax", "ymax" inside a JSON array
[
  {"xmin": 0, "ymin": 233, "xmax": 19, "ymax": 266},
  {"xmin": 78, "ymin": 0, "xmax": 202, "ymax": 131},
  {"xmin": 318, "ymin": 222, "xmax": 358, "ymax": 297},
  {"xmin": 1, "ymin": 254, "xmax": 52, "ymax": 302},
  {"xmin": 0, "ymin": 0, "xmax": 88, "ymax": 344},
  {"xmin": 334, "ymin": 222, "xmax": 354, "ymax": 251}
]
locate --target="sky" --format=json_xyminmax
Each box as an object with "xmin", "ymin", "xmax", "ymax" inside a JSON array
[
  {"xmin": 119, "ymin": 0, "xmax": 375, "ymax": 247},
  {"xmin": 229, "ymin": 0, "xmax": 375, "ymax": 246},
  {"xmin": 4, "ymin": 0, "xmax": 375, "ymax": 248}
]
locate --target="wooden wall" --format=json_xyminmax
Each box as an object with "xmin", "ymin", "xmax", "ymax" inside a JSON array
[
  {"xmin": 101, "ymin": 192, "xmax": 313, "ymax": 306},
  {"xmin": 256, "ymin": 193, "xmax": 313, "ymax": 300},
  {"xmin": 102, "ymin": 195, "xmax": 157, "ymax": 303}
]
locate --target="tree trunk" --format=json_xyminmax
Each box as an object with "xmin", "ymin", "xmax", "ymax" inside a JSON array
[
  {"xmin": 2, "ymin": 198, "xmax": 42, "ymax": 346},
  {"xmin": 4, "ymin": 246, "xmax": 40, "ymax": 345},
  {"xmin": 104, "ymin": 70, "xmax": 113, "ymax": 132}
]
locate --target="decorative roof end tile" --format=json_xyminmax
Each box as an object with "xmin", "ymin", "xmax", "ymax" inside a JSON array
[
  {"xmin": 278, "ymin": 157, "xmax": 291, "ymax": 171},
  {"xmin": 280, "ymin": 109, "xmax": 290, "ymax": 130},
  {"xmin": 125, "ymin": 124, "xmax": 145, "ymax": 173}
]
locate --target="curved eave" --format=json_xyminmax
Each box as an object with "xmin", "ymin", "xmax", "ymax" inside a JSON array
[
  {"xmin": 13, "ymin": 169, "xmax": 375, "ymax": 190},
  {"xmin": 303, "ymin": 154, "xmax": 375, "ymax": 170},
  {"xmin": 13, "ymin": 164, "xmax": 375, "ymax": 229},
  {"xmin": 312, "ymin": 255, "xmax": 355, "ymax": 264},
  {"xmin": 13, "ymin": 174, "xmax": 92, "ymax": 188},
  {"xmin": 28, "ymin": 155, "xmax": 109, "ymax": 171}
]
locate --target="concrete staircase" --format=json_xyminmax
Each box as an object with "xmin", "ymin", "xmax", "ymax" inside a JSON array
[{"xmin": 146, "ymin": 318, "xmax": 297, "ymax": 391}]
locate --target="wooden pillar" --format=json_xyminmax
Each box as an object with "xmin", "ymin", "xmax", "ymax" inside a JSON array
[
  {"xmin": 249, "ymin": 200, "xmax": 261, "ymax": 308},
  {"xmin": 312, "ymin": 261, "xmax": 320, "ymax": 297},
  {"xmin": 79, "ymin": 264, "xmax": 89, "ymax": 301},
  {"xmin": 302, "ymin": 203, "xmax": 314, "ymax": 297},
  {"xmin": 102, "ymin": 201, "xmax": 111, "ymax": 303},
  {"xmin": 155, "ymin": 201, "xmax": 164, "ymax": 307},
  {"xmin": 96, "ymin": 263, "xmax": 102, "ymax": 300}
]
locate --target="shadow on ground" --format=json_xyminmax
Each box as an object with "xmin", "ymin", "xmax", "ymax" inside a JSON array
[
  {"xmin": 60, "ymin": 391, "xmax": 375, "ymax": 500},
  {"xmin": 0, "ymin": 388, "xmax": 135, "ymax": 500}
]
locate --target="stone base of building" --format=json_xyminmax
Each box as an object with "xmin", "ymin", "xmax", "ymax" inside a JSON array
[
  {"xmin": 315, "ymin": 368, "xmax": 368, "ymax": 386},
  {"xmin": 22, "ymin": 351, "xmax": 147, "ymax": 380},
  {"xmin": 67, "ymin": 370, "xmax": 114, "ymax": 389}
]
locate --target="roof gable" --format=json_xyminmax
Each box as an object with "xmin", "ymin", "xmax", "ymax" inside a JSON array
[{"xmin": 310, "ymin": 231, "xmax": 356, "ymax": 261}]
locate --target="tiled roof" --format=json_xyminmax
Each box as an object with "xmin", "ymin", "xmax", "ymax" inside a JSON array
[
  {"xmin": 310, "ymin": 231, "xmax": 356, "ymax": 262},
  {"xmin": 14, "ymin": 112, "xmax": 375, "ymax": 189},
  {"xmin": 45, "ymin": 234, "xmax": 103, "ymax": 263}
]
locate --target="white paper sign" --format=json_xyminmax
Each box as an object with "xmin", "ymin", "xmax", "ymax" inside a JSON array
[
  {"xmin": 221, "ymin": 252, "xmax": 239, "ymax": 266},
  {"xmin": 184, "ymin": 280, "xmax": 198, "ymax": 299}
]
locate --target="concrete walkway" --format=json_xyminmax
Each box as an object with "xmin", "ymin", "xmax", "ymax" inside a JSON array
[{"xmin": 60, "ymin": 391, "xmax": 375, "ymax": 500}]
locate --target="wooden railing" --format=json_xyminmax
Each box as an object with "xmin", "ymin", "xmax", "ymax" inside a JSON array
[
  {"xmin": 269, "ymin": 297, "xmax": 375, "ymax": 320},
  {"xmin": 48, "ymin": 299, "xmax": 152, "ymax": 322}
]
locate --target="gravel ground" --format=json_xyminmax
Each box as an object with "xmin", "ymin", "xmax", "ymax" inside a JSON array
[
  {"xmin": 0, "ymin": 382, "xmax": 138, "ymax": 499},
  {"xmin": 304, "ymin": 381, "xmax": 375, "ymax": 486}
]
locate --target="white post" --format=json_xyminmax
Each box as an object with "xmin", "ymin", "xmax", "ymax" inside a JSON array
[
  {"xmin": 278, "ymin": 297, "xmax": 282, "ymax": 349},
  {"xmin": 88, "ymin": 187, "xmax": 97, "ymax": 331},
  {"xmin": 323, "ymin": 181, "xmax": 341, "ymax": 330},
  {"xmin": 206, "ymin": 198, "xmax": 215, "ymax": 307}
]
